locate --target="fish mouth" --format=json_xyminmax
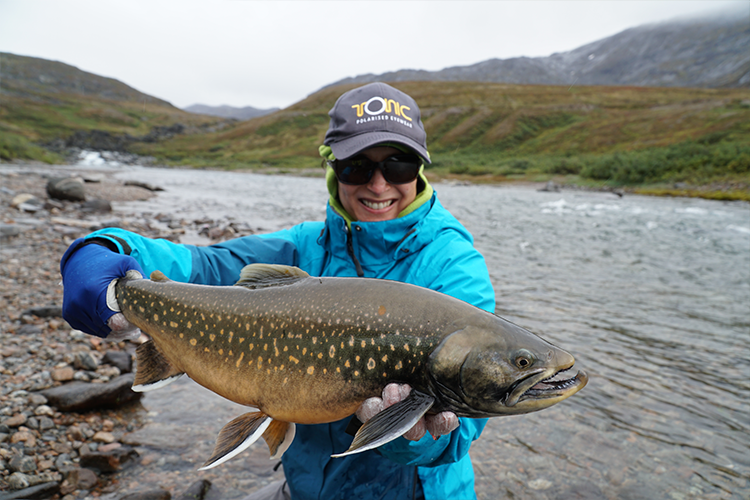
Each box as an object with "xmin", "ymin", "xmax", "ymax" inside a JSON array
[{"xmin": 506, "ymin": 366, "xmax": 588, "ymax": 408}]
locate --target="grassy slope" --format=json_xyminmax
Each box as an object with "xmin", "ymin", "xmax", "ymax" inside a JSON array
[
  {"xmin": 0, "ymin": 52, "xmax": 221, "ymax": 162},
  {"xmin": 2, "ymin": 55, "xmax": 748, "ymax": 200},
  {"xmin": 139, "ymin": 81, "xmax": 750, "ymax": 199}
]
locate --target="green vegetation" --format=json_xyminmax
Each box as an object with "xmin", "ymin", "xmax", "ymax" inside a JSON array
[{"xmin": 2, "ymin": 52, "xmax": 748, "ymax": 200}]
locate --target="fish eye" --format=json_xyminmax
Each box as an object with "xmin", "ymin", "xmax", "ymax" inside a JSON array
[{"xmin": 514, "ymin": 349, "xmax": 534, "ymax": 369}]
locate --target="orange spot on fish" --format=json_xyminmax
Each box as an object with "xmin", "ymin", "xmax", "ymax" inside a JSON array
[
  {"xmin": 378, "ymin": 305, "xmax": 386, "ymax": 315},
  {"xmin": 190, "ymin": 338, "xmax": 197, "ymax": 346}
]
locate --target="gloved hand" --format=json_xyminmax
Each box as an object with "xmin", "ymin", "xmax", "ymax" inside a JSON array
[
  {"xmin": 356, "ymin": 383, "xmax": 459, "ymax": 441},
  {"xmin": 60, "ymin": 238, "xmax": 145, "ymax": 339}
]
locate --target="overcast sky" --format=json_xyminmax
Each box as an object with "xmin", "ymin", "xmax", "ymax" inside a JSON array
[{"xmin": 0, "ymin": 0, "xmax": 746, "ymax": 110}]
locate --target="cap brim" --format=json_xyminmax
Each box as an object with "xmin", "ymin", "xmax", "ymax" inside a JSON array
[{"xmin": 330, "ymin": 132, "xmax": 431, "ymax": 164}]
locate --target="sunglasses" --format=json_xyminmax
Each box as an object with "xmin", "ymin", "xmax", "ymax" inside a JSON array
[{"xmin": 328, "ymin": 154, "xmax": 423, "ymax": 185}]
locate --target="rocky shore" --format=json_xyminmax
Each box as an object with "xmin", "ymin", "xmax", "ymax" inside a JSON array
[{"xmin": 1, "ymin": 165, "xmax": 249, "ymax": 500}]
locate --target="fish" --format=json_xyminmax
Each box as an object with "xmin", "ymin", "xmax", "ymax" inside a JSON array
[{"xmin": 115, "ymin": 264, "xmax": 588, "ymax": 469}]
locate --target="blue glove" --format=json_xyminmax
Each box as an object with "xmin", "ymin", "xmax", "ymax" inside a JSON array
[{"xmin": 60, "ymin": 238, "xmax": 145, "ymax": 338}]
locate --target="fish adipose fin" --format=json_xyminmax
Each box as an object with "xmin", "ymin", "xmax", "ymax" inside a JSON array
[
  {"xmin": 199, "ymin": 411, "xmax": 272, "ymax": 470},
  {"xmin": 235, "ymin": 264, "xmax": 310, "ymax": 289},
  {"xmin": 332, "ymin": 390, "xmax": 435, "ymax": 458},
  {"xmin": 132, "ymin": 340, "xmax": 185, "ymax": 392}
]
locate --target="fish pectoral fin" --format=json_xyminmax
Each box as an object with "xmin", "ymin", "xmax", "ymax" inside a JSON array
[
  {"xmin": 234, "ymin": 264, "xmax": 310, "ymax": 289},
  {"xmin": 331, "ymin": 390, "xmax": 435, "ymax": 458},
  {"xmin": 132, "ymin": 340, "xmax": 185, "ymax": 392},
  {"xmin": 199, "ymin": 411, "xmax": 272, "ymax": 470},
  {"xmin": 263, "ymin": 420, "xmax": 296, "ymax": 460}
]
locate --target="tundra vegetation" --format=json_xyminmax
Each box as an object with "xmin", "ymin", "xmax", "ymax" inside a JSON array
[{"xmin": 1, "ymin": 54, "xmax": 748, "ymax": 200}]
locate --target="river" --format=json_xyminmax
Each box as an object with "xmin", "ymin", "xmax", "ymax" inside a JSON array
[{"xmin": 76, "ymin": 163, "xmax": 750, "ymax": 499}]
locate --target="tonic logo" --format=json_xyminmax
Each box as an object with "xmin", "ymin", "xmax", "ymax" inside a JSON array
[{"xmin": 351, "ymin": 96, "xmax": 412, "ymax": 122}]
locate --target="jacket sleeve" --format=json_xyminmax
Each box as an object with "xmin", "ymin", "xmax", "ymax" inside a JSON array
[
  {"xmin": 85, "ymin": 228, "xmax": 298, "ymax": 285},
  {"xmin": 377, "ymin": 231, "xmax": 496, "ymax": 467}
]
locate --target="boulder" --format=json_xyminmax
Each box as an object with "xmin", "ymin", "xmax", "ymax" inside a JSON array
[
  {"xmin": 47, "ymin": 177, "xmax": 86, "ymax": 202},
  {"xmin": 38, "ymin": 373, "xmax": 142, "ymax": 412},
  {"xmin": 102, "ymin": 351, "xmax": 132, "ymax": 373}
]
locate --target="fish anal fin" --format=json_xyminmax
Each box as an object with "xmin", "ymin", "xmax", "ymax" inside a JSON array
[
  {"xmin": 150, "ymin": 270, "xmax": 171, "ymax": 282},
  {"xmin": 235, "ymin": 264, "xmax": 310, "ymax": 289},
  {"xmin": 132, "ymin": 340, "xmax": 184, "ymax": 392},
  {"xmin": 332, "ymin": 390, "xmax": 435, "ymax": 458},
  {"xmin": 199, "ymin": 411, "xmax": 272, "ymax": 470},
  {"xmin": 262, "ymin": 420, "xmax": 296, "ymax": 460}
]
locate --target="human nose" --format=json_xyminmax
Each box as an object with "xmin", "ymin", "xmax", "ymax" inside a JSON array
[{"xmin": 367, "ymin": 167, "xmax": 389, "ymax": 193}]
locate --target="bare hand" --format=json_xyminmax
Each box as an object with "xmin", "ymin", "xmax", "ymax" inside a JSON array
[{"xmin": 356, "ymin": 383, "xmax": 459, "ymax": 441}]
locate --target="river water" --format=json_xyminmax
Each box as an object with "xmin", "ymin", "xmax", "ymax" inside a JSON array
[{"xmin": 74, "ymin": 164, "xmax": 750, "ymax": 499}]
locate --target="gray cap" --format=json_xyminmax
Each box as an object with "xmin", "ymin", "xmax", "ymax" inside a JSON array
[{"xmin": 324, "ymin": 82, "xmax": 430, "ymax": 163}]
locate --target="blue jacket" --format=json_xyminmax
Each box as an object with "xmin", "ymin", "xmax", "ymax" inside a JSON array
[{"xmin": 86, "ymin": 189, "xmax": 495, "ymax": 500}]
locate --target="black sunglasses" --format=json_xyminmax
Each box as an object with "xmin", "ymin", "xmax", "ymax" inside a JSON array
[{"xmin": 328, "ymin": 154, "xmax": 423, "ymax": 185}]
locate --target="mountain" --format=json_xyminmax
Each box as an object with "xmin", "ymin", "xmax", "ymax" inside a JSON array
[
  {"xmin": 0, "ymin": 52, "xmax": 174, "ymax": 105},
  {"xmin": 0, "ymin": 52, "xmax": 222, "ymax": 162},
  {"xmin": 325, "ymin": 12, "xmax": 750, "ymax": 89},
  {"xmin": 183, "ymin": 104, "xmax": 279, "ymax": 121}
]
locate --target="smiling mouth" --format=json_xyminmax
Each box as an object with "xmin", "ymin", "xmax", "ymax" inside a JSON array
[{"xmin": 361, "ymin": 199, "xmax": 394, "ymax": 210}]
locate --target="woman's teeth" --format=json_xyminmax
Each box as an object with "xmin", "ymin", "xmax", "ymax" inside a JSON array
[{"xmin": 362, "ymin": 199, "xmax": 393, "ymax": 210}]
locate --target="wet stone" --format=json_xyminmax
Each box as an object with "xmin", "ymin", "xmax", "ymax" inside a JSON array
[
  {"xmin": 176, "ymin": 479, "xmax": 212, "ymax": 500},
  {"xmin": 79, "ymin": 445, "xmax": 138, "ymax": 472},
  {"xmin": 38, "ymin": 373, "xmax": 142, "ymax": 412},
  {"xmin": 119, "ymin": 489, "xmax": 171, "ymax": 500},
  {"xmin": 0, "ymin": 480, "xmax": 61, "ymax": 499},
  {"xmin": 4, "ymin": 414, "xmax": 28, "ymax": 428},
  {"xmin": 16, "ymin": 324, "xmax": 42, "ymax": 336},
  {"xmin": 9, "ymin": 454, "xmax": 37, "ymax": 473},
  {"xmin": 73, "ymin": 352, "xmax": 98, "ymax": 371},
  {"xmin": 103, "ymin": 351, "xmax": 132, "ymax": 373}
]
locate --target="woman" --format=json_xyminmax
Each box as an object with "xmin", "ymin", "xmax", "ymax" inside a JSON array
[{"xmin": 61, "ymin": 82, "xmax": 496, "ymax": 500}]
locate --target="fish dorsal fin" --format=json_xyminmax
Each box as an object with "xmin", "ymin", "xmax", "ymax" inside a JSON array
[
  {"xmin": 234, "ymin": 264, "xmax": 310, "ymax": 289},
  {"xmin": 331, "ymin": 389, "xmax": 435, "ymax": 458},
  {"xmin": 150, "ymin": 270, "xmax": 171, "ymax": 282},
  {"xmin": 132, "ymin": 340, "xmax": 184, "ymax": 392},
  {"xmin": 199, "ymin": 411, "xmax": 273, "ymax": 470}
]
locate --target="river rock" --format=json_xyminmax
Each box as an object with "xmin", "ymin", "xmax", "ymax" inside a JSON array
[
  {"xmin": 80, "ymin": 199, "xmax": 112, "ymax": 213},
  {"xmin": 0, "ymin": 480, "xmax": 60, "ymax": 499},
  {"xmin": 102, "ymin": 351, "xmax": 132, "ymax": 373},
  {"xmin": 124, "ymin": 180, "xmax": 164, "ymax": 192},
  {"xmin": 47, "ymin": 177, "xmax": 86, "ymax": 202},
  {"xmin": 9, "ymin": 455, "xmax": 37, "ymax": 473},
  {"xmin": 22, "ymin": 306, "xmax": 63, "ymax": 318},
  {"xmin": 16, "ymin": 324, "xmax": 42, "ymax": 335},
  {"xmin": 0, "ymin": 224, "xmax": 26, "ymax": 239},
  {"xmin": 38, "ymin": 373, "xmax": 142, "ymax": 412},
  {"xmin": 79, "ymin": 445, "xmax": 138, "ymax": 472},
  {"xmin": 176, "ymin": 480, "xmax": 212, "ymax": 500},
  {"xmin": 62, "ymin": 467, "xmax": 98, "ymax": 491},
  {"xmin": 10, "ymin": 193, "xmax": 39, "ymax": 208},
  {"xmin": 73, "ymin": 351, "xmax": 98, "ymax": 371},
  {"xmin": 119, "ymin": 489, "xmax": 171, "ymax": 500},
  {"xmin": 3, "ymin": 414, "xmax": 27, "ymax": 428}
]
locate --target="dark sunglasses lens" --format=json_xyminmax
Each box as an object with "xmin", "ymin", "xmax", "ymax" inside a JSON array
[
  {"xmin": 382, "ymin": 156, "xmax": 421, "ymax": 184},
  {"xmin": 333, "ymin": 155, "xmax": 422, "ymax": 185},
  {"xmin": 335, "ymin": 157, "xmax": 374, "ymax": 185}
]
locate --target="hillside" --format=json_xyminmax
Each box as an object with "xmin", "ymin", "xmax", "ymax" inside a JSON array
[
  {"xmin": 0, "ymin": 52, "xmax": 223, "ymax": 162},
  {"xmin": 138, "ymin": 81, "xmax": 750, "ymax": 199},
  {"xmin": 183, "ymin": 104, "xmax": 280, "ymax": 120},
  {"xmin": 326, "ymin": 13, "xmax": 749, "ymax": 90}
]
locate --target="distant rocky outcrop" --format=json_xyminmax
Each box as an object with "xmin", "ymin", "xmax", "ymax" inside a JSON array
[
  {"xmin": 183, "ymin": 103, "xmax": 280, "ymax": 120},
  {"xmin": 325, "ymin": 12, "xmax": 749, "ymax": 89}
]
